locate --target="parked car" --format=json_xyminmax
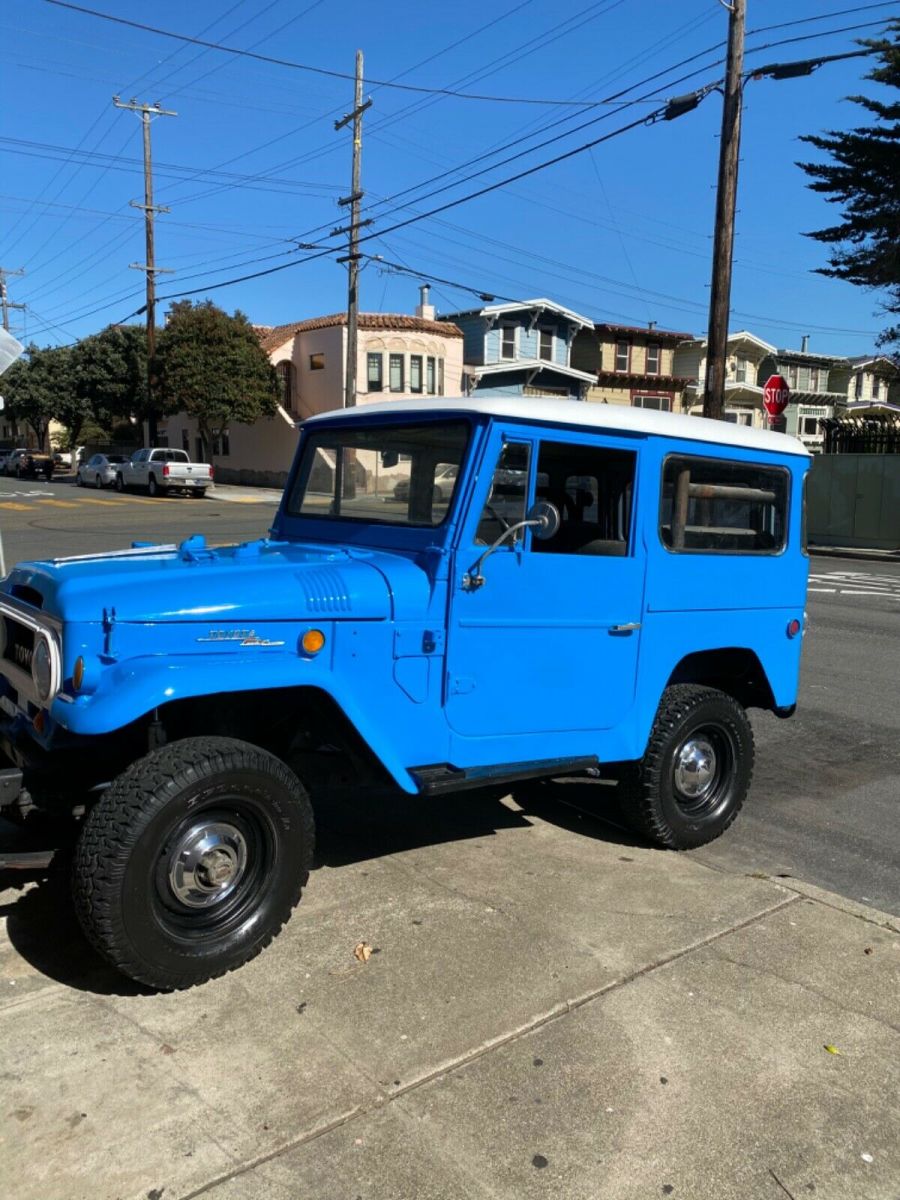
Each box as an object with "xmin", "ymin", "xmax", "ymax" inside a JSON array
[
  {"xmin": 0, "ymin": 397, "xmax": 810, "ymax": 991},
  {"xmin": 76, "ymin": 453, "xmax": 129, "ymax": 489},
  {"xmin": 117, "ymin": 447, "xmax": 213, "ymax": 497},
  {"xmin": 53, "ymin": 450, "xmax": 73, "ymax": 469},
  {"xmin": 0, "ymin": 449, "xmax": 12, "ymax": 473},
  {"xmin": 392, "ymin": 462, "xmax": 458, "ymax": 503},
  {"xmin": 5, "ymin": 448, "xmax": 53, "ymax": 479}
]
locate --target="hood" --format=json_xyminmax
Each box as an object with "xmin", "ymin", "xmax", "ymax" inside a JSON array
[{"xmin": 3, "ymin": 538, "xmax": 422, "ymax": 624}]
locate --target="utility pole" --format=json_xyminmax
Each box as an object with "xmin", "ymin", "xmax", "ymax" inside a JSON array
[
  {"xmin": 113, "ymin": 97, "xmax": 176, "ymax": 445},
  {"xmin": 0, "ymin": 268, "xmax": 26, "ymax": 333},
  {"xmin": 703, "ymin": 0, "xmax": 745, "ymax": 421},
  {"xmin": 335, "ymin": 52, "xmax": 371, "ymax": 410}
]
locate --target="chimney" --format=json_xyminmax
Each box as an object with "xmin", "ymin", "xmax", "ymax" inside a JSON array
[
  {"xmin": 801, "ymin": 334, "xmax": 809, "ymax": 353},
  {"xmin": 416, "ymin": 284, "xmax": 435, "ymax": 321}
]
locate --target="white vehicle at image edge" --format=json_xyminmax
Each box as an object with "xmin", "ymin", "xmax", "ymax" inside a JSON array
[
  {"xmin": 117, "ymin": 448, "xmax": 213, "ymax": 497},
  {"xmin": 76, "ymin": 452, "xmax": 129, "ymax": 489}
]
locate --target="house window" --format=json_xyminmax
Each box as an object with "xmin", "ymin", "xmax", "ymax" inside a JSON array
[
  {"xmin": 410, "ymin": 355, "xmax": 423, "ymax": 394},
  {"xmin": 801, "ymin": 417, "xmax": 822, "ymax": 436},
  {"xmin": 873, "ymin": 376, "xmax": 882, "ymax": 400},
  {"xmin": 735, "ymin": 357, "xmax": 748, "ymax": 383},
  {"xmin": 724, "ymin": 410, "xmax": 753, "ymax": 426},
  {"xmin": 389, "ymin": 354, "xmax": 404, "ymax": 393},
  {"xmin": 809, "ymin": 367, "xmax": 819, "ymax": 392},
  {"xmin": 615, "ymin": 340, "xmax": 630, "ymax": 372},
  {"xmin": 786, "ymin": 365, "xmax": 798, "ymax": 388},
  {"xmin": 539, "ymin": 329, "xmax": 554, "ymax": 361},
  {"xmin": 213, "ymin": 430, "xmax": 230, "ymax": 457},
  {"xmin": 501, "ymin": 326, "xmax": 516, "ymax": 360},
  {"xmin": 276, "ymin": 360, "xmax": 296, "ymax": 412},
  {"xmin": 427, "ymin": 357, "xmax": 436, "ymax": 394},
  {"xmin": 633, "ymin": 394, "xmax": 671, "ymax": 412},
  {"xmin": 854, "ymin": 372, "xmax": 864, "ymax": 399},
  {"xmin": 646, "ymin": 344, "xmax": 661, "ymax": 375},
  {"xmin": 367, "ymin": 352, "xmax": 383, "ymax": 392},
  {"xmin": 438, "ymin": 358, "xmax": 444, "ymax": 395},
  {"xmin": 181, "ymin": 429, "xmax": 190, "ymax": 453},
  {"xmin": 309, "ymin": 352, "xmax": 324, "ymax": 371}
]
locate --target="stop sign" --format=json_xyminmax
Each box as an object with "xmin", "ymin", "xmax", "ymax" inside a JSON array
[{"xmin": 763, "ymin": 374, "xmax": 790, "ymax": 416}]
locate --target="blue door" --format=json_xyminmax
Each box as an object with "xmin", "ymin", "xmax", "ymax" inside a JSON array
[{"xmin": 445, "ymin": 428, "xmax": 646, "ymax": 738}]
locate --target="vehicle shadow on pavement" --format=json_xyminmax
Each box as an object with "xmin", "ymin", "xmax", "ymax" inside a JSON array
[{"xmin": 0, "ymin": 782, "xmax": 647, "ymax": 995}]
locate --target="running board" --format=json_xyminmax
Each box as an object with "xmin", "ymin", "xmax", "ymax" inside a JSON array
[{"xmin": 411, "ymin": 755, "xmax": 600, "ymax": 796}]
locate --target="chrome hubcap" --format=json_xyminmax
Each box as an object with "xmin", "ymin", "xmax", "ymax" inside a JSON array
[
  {"xmin": 168, "ymin": 821, "xmax": 248, "ymax": 908},
  {"xmin": 674, "ymin": 736, "xmax": 717, "ymax": 799}
]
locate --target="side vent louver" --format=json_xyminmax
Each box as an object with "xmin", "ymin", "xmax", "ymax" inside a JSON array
[{"xmin": 298, "ymin": 567, "xmax": 353, "ymax": 614}]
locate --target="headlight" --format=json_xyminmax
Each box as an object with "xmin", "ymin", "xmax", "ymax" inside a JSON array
[{"xmin": 32, "ymin": 636, "xmax": 53, "ymax": 702}]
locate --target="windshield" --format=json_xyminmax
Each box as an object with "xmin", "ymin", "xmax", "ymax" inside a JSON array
[{"xmin": 287, "ymin": 420, "xmax": 470, "ymax": 527}]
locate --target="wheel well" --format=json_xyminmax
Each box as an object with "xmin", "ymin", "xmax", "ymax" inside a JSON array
[
  {"xmin": 158, "ymin": 686, "xmax": 393, "ymax": 790},
  {"xmin": 665, "ymin": 648, "xmax": 775, "ymax": 711}
]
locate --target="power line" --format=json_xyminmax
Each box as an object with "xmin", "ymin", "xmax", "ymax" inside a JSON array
[{"xmin": 42, "ymin": 0, "xmax": 722, "ymax": 107}]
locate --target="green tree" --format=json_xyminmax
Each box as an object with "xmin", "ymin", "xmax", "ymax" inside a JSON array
[
  {"xmin": 798, "ymin": 23, "xmax": 900, "ymax": 351},
  {"xmin": 2, "ymin": 343, "xmax": 76, "ymax": 451},
  {"xmin": 155, "ymin": 300, "xmax": 278, "ymax": 453},
  {"xmin": 73, "ymin": 324, "xmax": 147, "ymax": 432}
]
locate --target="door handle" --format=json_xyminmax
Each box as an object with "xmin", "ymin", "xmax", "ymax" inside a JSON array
[{"xmin": 609, "ymin": 622, "xmax": 641, "ymax": 633}]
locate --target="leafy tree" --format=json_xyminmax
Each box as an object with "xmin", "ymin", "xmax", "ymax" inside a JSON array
[
  {"xmin": 2, "ymin": 343, "xmax": 76, "ymax": 451},
  {"xmin": 73, "ymin": 323, "xmax": 147, "ymax": 431},
  {"xmin": 155, "ymin": 300, "xmax": 278, "ymax": 453},
  {"xmin": 798, "ymin": 23, "xmax": 900, "ymax": 351}
]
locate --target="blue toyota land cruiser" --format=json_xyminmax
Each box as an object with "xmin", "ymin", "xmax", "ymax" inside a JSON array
[{"xmin": 0, "ymin": 398, "xmax": 810, "ymax": 989}]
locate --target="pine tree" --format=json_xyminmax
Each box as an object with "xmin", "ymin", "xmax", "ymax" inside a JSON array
[{"xmin": 797, "ymin": 23, "xmax": 900, "ymax": 351}]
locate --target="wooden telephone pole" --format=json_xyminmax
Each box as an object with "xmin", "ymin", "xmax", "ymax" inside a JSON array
[
  {"xmin": 0, "ymin": 268, "xmax": 26, "ymax": 333},
  {"xmin": 335, "ymin": 52, "xmax": 371, "ymax": 410},
  {"xmin": 703, "ymin": 0, "xmax": 746, "ymax": 420},
  {"xmin": 113, "ymin": 97, "xmax": 176, "ymax": 445}
]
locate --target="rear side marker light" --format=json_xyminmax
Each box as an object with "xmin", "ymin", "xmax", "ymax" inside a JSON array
[{"xmin": 787, "ymin": 619, "xmax": 801, "ymax": 638}]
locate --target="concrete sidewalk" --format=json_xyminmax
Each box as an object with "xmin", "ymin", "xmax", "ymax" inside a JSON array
[{"xmin": 2, "ymin": 787, "xmax": 898, "ymax": 1200}]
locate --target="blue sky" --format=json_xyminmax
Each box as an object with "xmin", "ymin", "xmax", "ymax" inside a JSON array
[{"xmin": 2, "ymin": 0, "xmax": 895, "ymax": 357}]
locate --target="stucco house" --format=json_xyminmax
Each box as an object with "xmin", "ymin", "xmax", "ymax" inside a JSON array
[
  {"xmin": 157, "ymin": 290, "xmax": 464, "ymax": 487},
  {"xmin": 571, "ymin": 322, "xmax": 695, "ymax": 412},
  {"xmin": 438, "ymin": 299, "xmax": 596, "ymax": 400}
]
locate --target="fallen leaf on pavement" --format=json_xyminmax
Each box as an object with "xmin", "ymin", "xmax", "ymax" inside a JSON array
[
  {"xmin": 823, "ymin": 1044, "xmax": 842, "ymax": 1055},
  {"xmin": 354, "ymin": 941, "xmax": 373, "ymax": 963}
]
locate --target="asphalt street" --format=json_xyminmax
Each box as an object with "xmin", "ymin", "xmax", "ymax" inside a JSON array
[{"xmin": 1, "ymin": 474, "xmax": 898, "ymax": 914}]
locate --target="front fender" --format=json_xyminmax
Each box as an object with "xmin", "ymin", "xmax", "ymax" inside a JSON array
[{"xmin": 49, "ymin": 651, "xmax": 418, "ymax": 793}]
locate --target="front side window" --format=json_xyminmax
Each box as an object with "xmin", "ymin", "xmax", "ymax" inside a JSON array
[
  {"xmin": 615, "ymin": 340, "xmax": 630, "ymax": 372},
  {"xmin": 389, "ymin": 354, "xmax": 404, "ymax": 393},
  {"xmin": 288, "ymin": 421, "xmax": 470, "ymax": 528},
  {"xmin": 646, "ymin": 343, "xmax": 661, "ymax": 375},
  {"xmin": 367, "ymin": 352, "xmax": 383, "ymax": 392},
  {"xmin": 410, "ymin": 355, "xmax": 423, "ymax": 393},
  {"xmin": 474, "ymin": 442, "xmax": 530, "ymax": 544},
  {"xmin": 532, "ymin": 441, "xmax": 635, "ymax": 557},
  {"xmin": 660, "ymin": 454, "xmax": 788, "ymax": 554}
]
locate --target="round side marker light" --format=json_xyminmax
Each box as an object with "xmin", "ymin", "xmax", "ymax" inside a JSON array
[
  {"xmin": 787, "ymin": 618, "xmax": 801, "ymax": 639},
  {"xmin": 301, "ymin": 629, "xmax": 326, "ymax": 655},
  {"xmin": 73, "ymin": 656, "xmax": 86, "ymax": 691}
]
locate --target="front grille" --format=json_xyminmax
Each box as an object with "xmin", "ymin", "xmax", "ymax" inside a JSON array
[{"xmin": 2, "ymin": 617, "xmax": 35, "ymax": 674}]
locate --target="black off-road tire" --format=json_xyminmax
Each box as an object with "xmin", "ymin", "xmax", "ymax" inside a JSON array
[
  {"xmin": 72, "ymin": 736, "xmax": 315, "ymax": 990},
  {"xmin": 616, "ymin": 685, "xmax": 754, "ymax": 850}
]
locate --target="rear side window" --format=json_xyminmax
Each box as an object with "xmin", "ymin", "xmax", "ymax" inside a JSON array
[{"xmin": 660, "ymin": 454, "xmax": 788, "ymax": 554}]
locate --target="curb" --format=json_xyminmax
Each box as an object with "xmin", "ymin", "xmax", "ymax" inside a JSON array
[
  {"xmin": 752, "ymin": 874, "xmax": 900, "ymax": 933},
  {"xmin": 810, "ymin": 545, "xmax": 900, "ymax": 564}
]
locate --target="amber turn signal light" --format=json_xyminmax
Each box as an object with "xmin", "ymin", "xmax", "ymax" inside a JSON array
[
  {"xmin": 301, "ymin": 629, "xmax": 326, "ymax": 655},
  {"xmin": 73, "ymin": 656, "xmax": 86, "ymax": 691}
]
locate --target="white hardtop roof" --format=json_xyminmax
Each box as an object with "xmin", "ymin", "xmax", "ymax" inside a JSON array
[{"xmin": 304, "ymin": 397, "xmax": 810, "ymax": 458}]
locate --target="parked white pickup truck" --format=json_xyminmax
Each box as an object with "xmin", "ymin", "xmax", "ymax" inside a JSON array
[{"xmin": 116, "ymin": 448, "xmax": 213, "ymax": 498}]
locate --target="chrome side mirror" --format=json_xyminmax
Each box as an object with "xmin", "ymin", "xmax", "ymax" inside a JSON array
[
  {"xmin": 527, "ymin": 499, "xmax": 561, "ymax": 540},
  {"xmin": 463, "ymin": 501, "xmax": 561, "ymax": 590}
]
